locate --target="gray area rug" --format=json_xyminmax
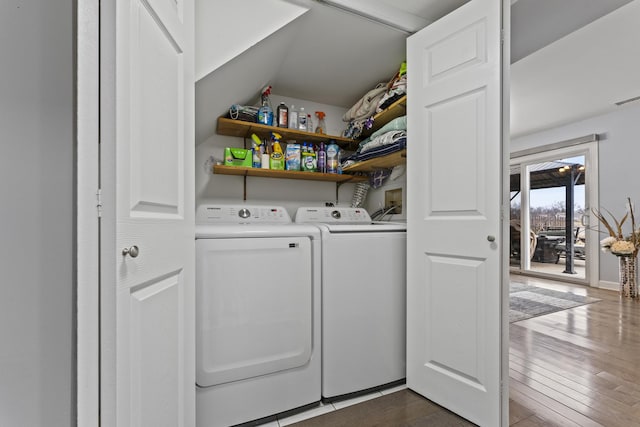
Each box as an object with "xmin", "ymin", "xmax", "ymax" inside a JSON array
[{"xmin": 510, "ymin": 282, "xmax": 601, "ymax": 323}]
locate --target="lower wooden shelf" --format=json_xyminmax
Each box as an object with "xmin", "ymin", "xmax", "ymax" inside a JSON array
[
  {"xmin": 213, "ymin": 165, "xmax": 367, "ymax": 183},
  {"xmin": 342, "ymin": 149, "xmax": 407, "ymax": 173}
]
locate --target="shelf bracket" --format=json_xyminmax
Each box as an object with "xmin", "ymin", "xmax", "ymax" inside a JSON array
[
  {"xmin": 335, "ymin": 180, "xmax": 356, "ymax": 203},
  {"xmin": 243, "ymin": 175, "xmax": 247, "ymax": 201}
]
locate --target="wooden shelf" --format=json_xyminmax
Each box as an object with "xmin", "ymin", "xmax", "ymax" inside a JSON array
[
  {"xmin": 342, "ymin": 149, "xmax": 406, "ymax": 173},
  {"xmin": 214, "ymin": 95, "xmax": 407, "ymax": 184},
  {"xmin": 217, "ymin": 117, "xmax": 358, "ymax": 149},
  {"xmin": 359, "ymin": 95, "xmax": 407, "ymax": 139},
  {"xmin": 213, "ymin": 165, "xmax": 367, "ymax": 183}
]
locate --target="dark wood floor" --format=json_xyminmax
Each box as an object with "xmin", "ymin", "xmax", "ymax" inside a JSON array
[{"xmin": 290, "ymin": 275, "xmax": 640, "ymax": 426}]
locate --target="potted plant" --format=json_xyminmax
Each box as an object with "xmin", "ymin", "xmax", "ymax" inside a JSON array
[{"xmin": 594, "ymin": 197, "xmax": 640, "ymax": 297}]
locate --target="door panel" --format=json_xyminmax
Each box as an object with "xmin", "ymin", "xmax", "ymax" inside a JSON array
[
  {"xmin": 429, "ymin": 89, "xmax": 485, "ymax": 213},
  {"xmin": 424, "ymin": 19, "xmax": 486, "ymax": 82},
  {"xmin": 106, "ymin": 0, "xmax": 195, "ymax": 425},
  {"xmin": 129, "ymin": 1, "xmax": 184, "ymax": 216},
  {"xmin": 128, "ymin": 274, "xmax": 183, "ymax": 427},
  {"xmin": 407, "ymin": 0, "xmax": 505, "ymax": 425},
  {"xmin": 426, "ymin": 255, "xmax": 486, "ymax": 386}
]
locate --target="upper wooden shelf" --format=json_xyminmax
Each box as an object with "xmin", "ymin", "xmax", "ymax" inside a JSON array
[
  {"xmin": 342, "ymin": 149, "xmax": 406, "ymax": 173},
  {"xmin": 217, "ymin": 117, "xmax": 358, "ymax": 149},
  {"xmin": 213, "ymin": 165, "xmax": 367, "ymax": 183},
  {"xmin": 359, "ymin": 95, "xmax": 407, "ymax": 139}
]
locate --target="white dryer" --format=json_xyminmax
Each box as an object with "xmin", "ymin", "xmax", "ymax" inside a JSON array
[
  {"xmin": 195, "ymin": 205, "xmax": 321, "ymax": 427},
  {"xmin": 295, "ymin": 207, "xmax": 406, "ymax": 399}
]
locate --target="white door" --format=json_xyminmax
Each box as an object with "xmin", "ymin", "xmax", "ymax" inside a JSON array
[
  {"xmin": 406, "ymin": 0, "xmax": 507, "ymax": 425},
  {"xmin": 100, "ymin": 0, "xmax": 195, "ymax": 425}
]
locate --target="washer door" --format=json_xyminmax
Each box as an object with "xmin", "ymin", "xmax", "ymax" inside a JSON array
[{"xmin": 195, "ymin": 236, "xmax": 313, "ymax": 387}]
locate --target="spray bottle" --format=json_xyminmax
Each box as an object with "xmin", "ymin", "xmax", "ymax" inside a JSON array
[
  {"xmin": 250, "ymin": 133, "xmax": 262, "ymax": 168},
  {"xmin": 269, "ymin": 132, "xmax": 285, "ymax": 170},
  {"xmin": 257, "ymin": 86, "xmax": 273, "ymax": 126},
  {"xmin": 315, "ymin": 111, "xmax": 327, "ymax": 134}
]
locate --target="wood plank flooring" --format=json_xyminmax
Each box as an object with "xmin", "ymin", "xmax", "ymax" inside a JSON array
[{"xmin": 288, "ymin": 275, "xmax": 640, "ymax": 426}]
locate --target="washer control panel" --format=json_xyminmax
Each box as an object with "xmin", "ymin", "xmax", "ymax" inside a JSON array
[
  {"xmin": 295, "ymin": 207, "xmax": 372, "ymax": 224},
  {"xmin": 196, "ymin": 205, "xmax": 291, "ymax": 224}
]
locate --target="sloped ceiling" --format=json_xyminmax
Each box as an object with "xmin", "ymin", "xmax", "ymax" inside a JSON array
[
  {"xmin": 195, "ymin": 0, "xmax": 436, "ymax": 144},
  {"xmin": 195, "ymin": 0, "xmax": 640, "ymax": 143},
  {"xmin": 195, "ymin": 0, "xmax": 309, "ymax": 81}
]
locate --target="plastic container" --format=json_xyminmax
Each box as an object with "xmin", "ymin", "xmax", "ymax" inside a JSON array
[
  {"xmin": 269, "ymin": 132, "xmax": 285, "ymax": 170},
  {"xmin": 277, "ymin": 102, "xmax": 288, "ymax": 128},
  {"xmin": 257, "ymin": 97, "xmax": 273, "ymax": 126},
  {"xmin": 288, "ymin": 105, "xmax": 298, "ymax": 129},
  {"xmin": 301, "ymin": 142, "xmax": 317, "ymax": 172},
  {"xmin": 285, "ymin": 143, "xmax": 301, "ymax": 171},
  {"xmin": 315, "ymin": 112, "xmax": 327, "ymax": 134},
  {"xmin": 298, "ymin": 107, "xmax": 307, "ymax": 131},
  {"xmin": 326, "ymin": 141, "xmax": 339, "ymax": 174},
  {"xmin": 307, "ymin": 114, "xmax": 313, "ymax": 133},
  {"xmin": 251, "ymin": 133, "xmax": 262, "ymax": 168},
  {"xmin": 317, "ymin": 142, "xmax": 326, "ymax": 173}
]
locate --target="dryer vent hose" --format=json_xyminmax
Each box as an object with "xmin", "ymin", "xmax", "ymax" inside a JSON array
[{"xmin": 351, "ymin": 182, "xmax": 370, "ymax": 208}]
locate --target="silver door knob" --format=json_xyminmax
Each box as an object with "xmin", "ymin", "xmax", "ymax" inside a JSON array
[
  {"xmin": 487, "ymin": 235, "xmax": 496, "ymax": 242},
  {"xmin": 122, "ymin": 245, "xmax": 139, "ymax": 258}
]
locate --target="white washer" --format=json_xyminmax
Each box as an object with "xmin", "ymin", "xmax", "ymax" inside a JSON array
[
  {"xmin": 295, "ymin": 207, "xmax": 406, "ymax": 399},
  {"xmin": 196, "ymin": 205, "xmax": 321, "ymax": 427}
]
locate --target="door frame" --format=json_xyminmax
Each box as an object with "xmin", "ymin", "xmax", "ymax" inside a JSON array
[
  {"xmin": 77, "ymin": 0, "xmax": 101, "ymax": 426},
  {"xmin": 509, "ymin": 140, "xmax": 600, "ymax": 286},
  {"xmin": 77, "ymin": 0, "xmax": 513, "ymax": 425}
]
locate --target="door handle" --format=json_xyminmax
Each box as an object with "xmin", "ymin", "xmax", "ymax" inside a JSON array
[
  {"xmin": 122, "ymin": 245, "xmax": 140, "ymax": 258},
  {"xmin": 581, "ymin": 214, "xmax": 589, "ymax": 226},
  {"xmin": 487, "ymin": 235, "xmax": 496, "ymax": 242}
]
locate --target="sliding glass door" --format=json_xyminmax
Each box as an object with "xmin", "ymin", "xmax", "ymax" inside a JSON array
[{"xmin": 510, "ymin": 142, "xmax": 599, "ymax": 285}]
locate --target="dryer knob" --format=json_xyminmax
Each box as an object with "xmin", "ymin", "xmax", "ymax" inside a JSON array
[
  {"xmin": 238, "ymin": 208, "xmax": 251, "ymax": 219},
  {"xmin": 331, "ymin": 210, "xmax": 341, "ymax": 219}
]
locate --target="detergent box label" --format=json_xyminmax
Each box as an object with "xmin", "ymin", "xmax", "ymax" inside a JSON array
[{"xmin": 224, "ymin": 147, "xmax": 252, "ymax": 167}]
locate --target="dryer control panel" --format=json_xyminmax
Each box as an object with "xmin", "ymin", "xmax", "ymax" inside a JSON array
[
  {"xmin": 196, "ymin": 205, "xmax": 291, "ymax": 224},
  {"xmin": 295, "ymin": 207, "xmax": 372, "ymax": 224}
]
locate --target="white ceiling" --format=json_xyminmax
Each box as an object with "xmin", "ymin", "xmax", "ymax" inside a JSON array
[
  {"xmin": 511, "ymin": 0, "xmax": 640, "ymax": 137},
  {"xmin": 195, "ymin": 0, "xmax": 640, "ymax": 143},
  {"xmin": 510, "ymin": 0, "xmax": 632, "ymax": 62}
]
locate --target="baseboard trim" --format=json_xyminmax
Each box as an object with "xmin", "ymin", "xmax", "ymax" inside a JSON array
[{"xmin": 597, "ymin": 280, "xmax": 619, "ymax": 291}]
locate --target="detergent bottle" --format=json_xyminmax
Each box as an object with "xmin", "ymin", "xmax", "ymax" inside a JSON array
[
  {"xmin": 269, "ymin": 132, "xmax": 285, "ymax": 170},
  {"xmin": 326, "ymin": 141, "xmax": 339, "ymax": 174},
  {"xmin": 315, "ymin": 111, "xmax": 327, "ymax": 134},
  {"xmin": 317, "ymin": 142, "xmax": 326, "ymax": 173}
]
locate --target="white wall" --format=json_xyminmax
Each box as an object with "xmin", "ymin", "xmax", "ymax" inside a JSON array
[
  {"xmin": 0, "ymin": 1, "xmax": 73, "ymax": 425},
  {"xmin": 511, "ymin": 102, "xmax": 640, "ymax": 284},
  {"xmin": 364, "ymin": 168, "xmax": 407, "ymax": 222}
]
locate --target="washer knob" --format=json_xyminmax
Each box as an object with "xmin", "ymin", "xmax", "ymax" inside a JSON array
[
  {"xmin": 238, "ymin": 208, "xmax": 250, "ymax": 219},
  {"xmin": 331, "ymin": 210, "xmax": 341, "ymax": 219}
]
